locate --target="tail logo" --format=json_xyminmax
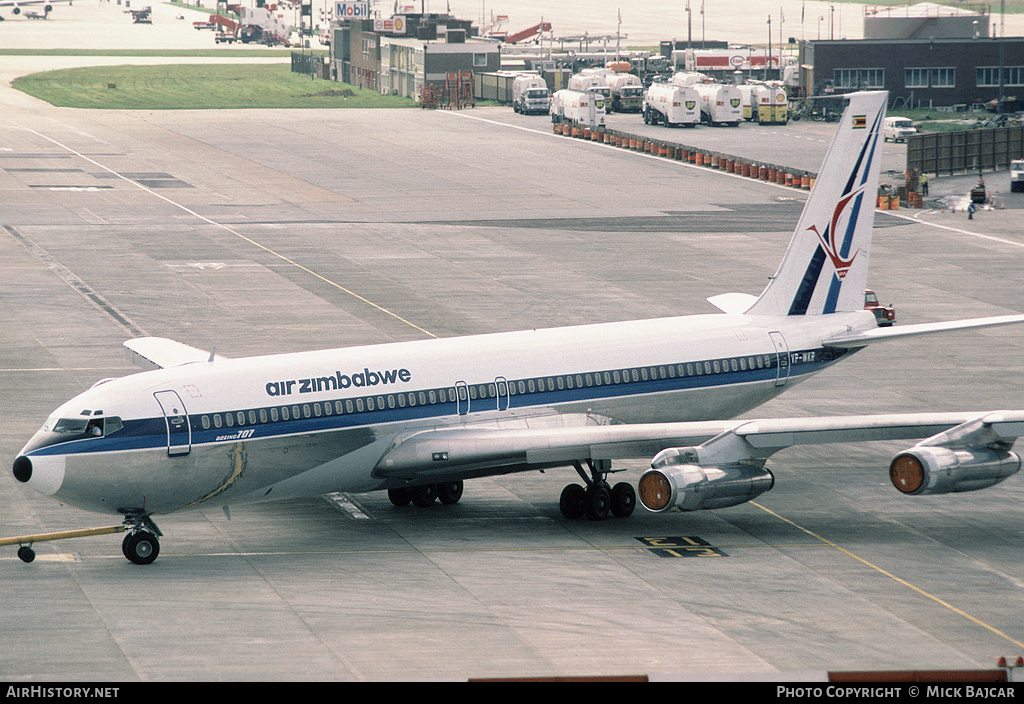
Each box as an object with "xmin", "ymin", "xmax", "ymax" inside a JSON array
[{"xmin": 806, "ymin": 184, "xmax": 866, "ymax": 280}]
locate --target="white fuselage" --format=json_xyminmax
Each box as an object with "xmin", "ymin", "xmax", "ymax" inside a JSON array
[{"xmin": 17, "ymin": 310, "xmax": 874, "ymax": 517}]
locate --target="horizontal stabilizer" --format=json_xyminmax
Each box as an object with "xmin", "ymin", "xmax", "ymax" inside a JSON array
[
  {"xmin": 707, "ymin": 293, "xmax": 758, "ymax": 315},
  {"xmin": 124, "ymin": 337, "xmax": 225, "ymax": 370},
  {"xmin": 823, "ymin": 314, "xmax": 1024, "ymax": 349}
]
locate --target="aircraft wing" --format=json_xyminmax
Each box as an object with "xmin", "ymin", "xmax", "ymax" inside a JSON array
[
  {"xmin": 373, "ymin": 410, "xmax": 1024, "ymax": 482},
  {"xmin": 124, "ymin": 337, "xmax": 225, "ymax": 370},
  {"xmin": 823, "ymin": 313, "xmax": 1024, "ymax": 348}
]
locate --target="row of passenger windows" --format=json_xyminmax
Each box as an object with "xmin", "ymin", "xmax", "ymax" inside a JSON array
[{"xmin": 196, "ymin": 354, "xmax": 780, "ymax": 432}]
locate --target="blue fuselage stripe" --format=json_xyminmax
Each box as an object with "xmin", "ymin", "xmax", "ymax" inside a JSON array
[{"xmin": 29, "ymin": 347, "xmax": 849, "ymax": 458}]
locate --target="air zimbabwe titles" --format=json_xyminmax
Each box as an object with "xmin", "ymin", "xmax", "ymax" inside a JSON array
[{"xmin": 265, "ymin": 367, "xmax": 412, "ymax": 397}]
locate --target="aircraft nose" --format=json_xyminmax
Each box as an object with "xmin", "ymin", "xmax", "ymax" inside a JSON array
[
  {"xmin": 12, "ymin": 454, "xmax": 65, "ymax": 496},
  {"xmin": 13, "ymin": 456, "xmax": 32, "ymax": 482}
]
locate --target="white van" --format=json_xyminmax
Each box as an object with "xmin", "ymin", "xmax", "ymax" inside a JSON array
[
  {"xmin": 883, "ymin": 117, "xmax": 917, "ymax": 142},
  {"xmin": 1010, "ymin": 160, "xmax": 1024, "ymax": 193}
]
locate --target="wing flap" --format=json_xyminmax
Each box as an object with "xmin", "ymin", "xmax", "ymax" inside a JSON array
[
  {"xmin": 374, "ymin": 420, "xmax": 738, "ymax": 481},
  {"xmin": 124, "ymin": 337, "xmax": 224, "ymax": 370},
  {"xmin": 372, "ymin": 412, "xmax": 1024, "ymax": 483}
]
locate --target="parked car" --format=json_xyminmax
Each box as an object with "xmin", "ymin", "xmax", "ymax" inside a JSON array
[{"xmin": 864, "ymin": 289, "xmax": 895, "ymax": 326}]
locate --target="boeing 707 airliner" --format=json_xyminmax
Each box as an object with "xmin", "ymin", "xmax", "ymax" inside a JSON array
[{"xmin": 11, "ymin": 91, "xmax": 1024, "ymax": 564}]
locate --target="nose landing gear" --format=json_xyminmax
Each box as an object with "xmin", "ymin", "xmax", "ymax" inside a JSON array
[{"xmin": 121, "ymin": 515, "xmax": 162, "ymax": 565}]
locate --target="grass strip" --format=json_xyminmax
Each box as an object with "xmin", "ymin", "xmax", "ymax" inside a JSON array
[{"xmin": 12, "ymin": 63, "xmax": 416, "ymax": 109}]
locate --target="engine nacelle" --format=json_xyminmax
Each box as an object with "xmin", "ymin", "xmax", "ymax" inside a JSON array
[
  {"xmin": 638, "ymin": 457, "xmax": 774, "ymax": 513},
  {"xmin": 889, "ymin": 446, "xmax": 1021, "ymax": 496}
]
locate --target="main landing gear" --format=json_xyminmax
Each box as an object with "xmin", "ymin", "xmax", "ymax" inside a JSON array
[
  {"xmin": 388, "ymin": 480, "xmax": 464, "ymax": 508},
  {"xmin": 560, "ymin": 460, "xmax": 636, "ymax": 521}
]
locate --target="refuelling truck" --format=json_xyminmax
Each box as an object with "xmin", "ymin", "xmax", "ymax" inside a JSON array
[
  {"xmin": 671, "ymin": 72, "xmax": 742, "ymax": 126},
  {"xmin": 606, "ymin": 73, "xmax": 644, "ymax": 113},
  {"xmin": 642, "ymin": 83, "xmax": 699, "ymax": 127},
  {"xmin": 550, "ymin": 89, "xmax": 606, "ymax": 128},
  {"xmin": 512, "ymin": 75, "xmax": 550, "ymax": 115},
  {"xmin": 741, "ymin": 82, "xmax": 788, "ymax": 124},
  {"xmin": 567, "ymin": 74, "xmax": 612, "ymax": 104},
  {"xmin": 692, "ymin": 82, "xmax": 743, "ymax": 126}
]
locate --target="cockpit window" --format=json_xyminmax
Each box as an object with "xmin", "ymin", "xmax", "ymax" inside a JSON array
[
  {"xmin": 53, "ymin": 418, "xmax": 89, "ymax": 435},
  {"xmin": 51, "ymin": 416, "xmax": 123, "ymax": 438}
]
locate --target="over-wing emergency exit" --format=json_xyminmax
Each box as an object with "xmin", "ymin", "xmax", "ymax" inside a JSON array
[{"xmin": 11, "ymin": 91, "xmax": 1024, "ymax": 565}]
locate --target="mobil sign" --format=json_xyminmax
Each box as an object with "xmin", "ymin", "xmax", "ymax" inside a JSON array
[{"xmin": 335, "ymin": 2, "xmax": 370, "ymax": 19}]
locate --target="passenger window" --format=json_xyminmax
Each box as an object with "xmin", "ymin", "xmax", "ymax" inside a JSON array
[{"xmin": 202, "ymin": 416, "xmax": 211, "ymax": 430}]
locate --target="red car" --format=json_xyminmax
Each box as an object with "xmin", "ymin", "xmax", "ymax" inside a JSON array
[{"xmin": 864, "ymin": 289, "xmax": 895, "ymax": 326}]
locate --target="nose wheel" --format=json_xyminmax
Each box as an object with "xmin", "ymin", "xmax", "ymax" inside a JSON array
[{"xmin": 121, "ymin": 515, "xmax": 162, "ymax": 565}]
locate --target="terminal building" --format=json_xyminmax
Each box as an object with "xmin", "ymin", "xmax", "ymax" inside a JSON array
[
  {"xmin": 329, "ymin": 13, "xmax": 499, "ymax": 99},
  {"xmin": 799, "ymin": 3, "xmax": 1023, "ymax": 109}
]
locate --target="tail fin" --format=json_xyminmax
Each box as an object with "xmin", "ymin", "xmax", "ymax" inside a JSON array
[{"xmin": 745, "ymin": 91, "xmax": 887, "ymax": 318}]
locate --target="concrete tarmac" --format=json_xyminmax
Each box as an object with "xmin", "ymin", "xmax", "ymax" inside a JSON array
[{"xmin": 3, "ymin": 21, "xmax": 1024, "ymax": 685}]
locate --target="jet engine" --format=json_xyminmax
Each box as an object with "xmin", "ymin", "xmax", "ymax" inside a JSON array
[
  {"xmin": 638, "ymin": 449, "xmax": 774, "ymax": 512},
  {"xmin": 889, "ymin": 446, "xmax": 1020, "ymax": 496}
]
